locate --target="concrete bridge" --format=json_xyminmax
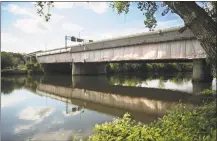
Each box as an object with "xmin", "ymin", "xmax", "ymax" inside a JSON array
[{"xmin": 34, "ymin": 27, "xmax": 212, "ymax": 82}]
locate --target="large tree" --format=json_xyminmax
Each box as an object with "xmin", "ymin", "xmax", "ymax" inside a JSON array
[{"xmin": 35, "ymin": 1, "xmax": 216, "ymax": 74}]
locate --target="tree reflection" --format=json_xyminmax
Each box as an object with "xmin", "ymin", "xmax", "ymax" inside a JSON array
[
  {"xmin": 158, "ymin": 76, "xmax": 165, "ymax": 88},
  {"xmin": 108, "ymin": 73, "xmax": 192, "ymax": 87},
  {"xmin": 1, "ymin": 76, "xmax": 42, "ymax": 95},
  {"xmin": 1, "ymin": 77, "xmax": 26, "ymax": 95}
]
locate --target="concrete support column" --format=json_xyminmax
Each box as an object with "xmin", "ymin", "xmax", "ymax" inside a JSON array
[
  {"xmin": 72, "ymin": 63, "xmax": 107, "ymax": 75},
  {"xmin": 192, "ymin": 59, "xmax": 213, "ymax": 82}
]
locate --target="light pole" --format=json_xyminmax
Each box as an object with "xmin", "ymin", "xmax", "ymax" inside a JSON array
[
  {"xmin": 78, "ymin": 29, "xmax": 83, "ymax": 39},
  {"xmin": 65, "ymin": 35, "xmax": 72, "ymax": 48},
  {"xmin": 78, "ymin": 29, "xmax": 84, "ymax": 44}
]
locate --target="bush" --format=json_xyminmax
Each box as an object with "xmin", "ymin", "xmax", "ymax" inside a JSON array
[
  {"xmin": 107, "ymin": 63, "xmax": 193, "ymax": 73},
  {"xmin": 89, "ymin": 101, "xmax": 216, "ymax": 141},
  {"xmin": 26, "ymin": 62, "xmax": 44, "ymax": 75},
  {"xmin": 1, "ymin": 68, "xmax": 27, "ymax": 75},
  {"xmin": 200, "ymin": 89, "xmax": 216, "ymax": 95}
]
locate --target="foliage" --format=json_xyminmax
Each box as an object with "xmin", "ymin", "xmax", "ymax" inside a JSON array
[
  {"xmin": 1, "ymin": 51, "xmax": 25, "ymax": 69},
  {"xmin": 1, "ymin": 77, "xmax": 26, "ymax": 94},
  {"xmin": 35, "ymin": 2, "xmax": 54, "ymax": 22},
  {"xmin": 109, "ymin": 2, "xmax": 216, "ymax": 30},
  {"xmin": 1, "ymin": 68, "xmax": 27, "ymax": 76},
  {"xmin": 25, "ymin": 62, "xmax": 44, "ymax": 75},
  {"xmin": 108, "ymin": 73, "xmax": 192, "ymax": 87},
  {"xmin": 89, "ymin": 101, "xmax": 217, "ymax": 141},
  {"xmin": 107, "ymin": 63, "xmax": 192, "ymax": 73},
  {"xmin": 200, "ymin": 89, "xmax": 216, "ymax": 95}
]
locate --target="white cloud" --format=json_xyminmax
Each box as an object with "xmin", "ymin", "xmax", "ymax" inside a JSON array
[
  {"xmin": 62, "ymin": 23, "xmax": 83, "ymax": 32},
  {"xmin": 156, "ymin": 19, "xmax": 184, "ymax": 29},
  {"xmin": 6, "ymin": 4, "xmax": 52, "ymax": 33},
  {"xmin": 54, "ymin": 2, "xmax": 75, "ymax": 9},
  {"xmin": 2, "ymin": 2, "xmax": 184, "ymax": 54},
  {"xmin": 19, "ymin": 106, "xmax": 55, "ymax": 121},
  {"xmin": 55, "ymin": 2, "xmax": 108, "ymax": 14},
  {"xmin": 14, "ymin": 18, "xmax": 49, "ymax": 34},
  {"xmin": 1, "ymin": 32, "xmax": 18, "ymax": 43},
  {"xmin": 1, "ymin": 95, "xmax": 28, "ymax": 108},
  {"xmin": 88, "ymin": 2, "xmax": 108, "ymax": 14},
  {"xmin": 14, "ymin": 122, "xmax": 37, "ymax": 134},
  {"xmin": 7, "ymin": 4, "xmax": 33, "ymax": 17}
]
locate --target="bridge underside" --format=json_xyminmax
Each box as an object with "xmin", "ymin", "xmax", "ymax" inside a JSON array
[
  {"xmin": 40, "ymin": 58, "xmax": 212, "ymax": 82},
  {"xmin": 41, "ymin": 63, "xmax": 71, "ymax": 74}
]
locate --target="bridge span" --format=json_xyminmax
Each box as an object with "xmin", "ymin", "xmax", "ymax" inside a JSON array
[{"xmin": 34, "ymin": 27, "xmax": 212, "ymax": 82}]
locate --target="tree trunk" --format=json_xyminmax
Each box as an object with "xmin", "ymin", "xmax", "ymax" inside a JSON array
[{"xmin": 165, "ymin": 2, "xmax": 216, "ymax": 75}]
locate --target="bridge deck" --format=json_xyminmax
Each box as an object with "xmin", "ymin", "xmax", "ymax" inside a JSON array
[{"xmin": 36, "ymin": 27, "xmax": 206, "ymax": 64}]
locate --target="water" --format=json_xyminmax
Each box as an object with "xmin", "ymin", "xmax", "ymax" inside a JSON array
[{"xmin": 1, "ymin": 73, "xmax": 216, "ymax": 141}]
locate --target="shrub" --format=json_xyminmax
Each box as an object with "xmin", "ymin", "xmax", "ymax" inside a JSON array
[
  {"xmin": 89, "ymin": 101, "xmax": 216, "ymax": 141},
  {"xmin": 107, "ymin": 63, "xmax": 193, "ymax": 73},
  {"xmin": 26, "ymin": 62, "xmax": 44, "ymax": 75},
  {"xmin": 200, "ymin": 89, "xmax": 216, "ymax": 95}
]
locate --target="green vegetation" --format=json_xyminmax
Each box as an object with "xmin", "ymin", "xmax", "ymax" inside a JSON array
[
  {"xmin": 200, "ymin": 89, "xmax": 216, "ymax": 95},
  {"xmin": 108, "ymin": 73, "xmax": 192, "ymax": 87},
  {"xmin": 25, "ymin": 62, "xmax": 44, "ymax": 75},
  {"xmin": 1, "ymin": 76, "xmax": 42, "ymax": 95},
  {"xmin": 1, "ymin": 62, "xmax": 44, "ymax": 75},
  {"xmin": 107, "ymin": 63, "xmax": 192, "ymax": 74},
  {"xmin": 1, "ymin": 77, "xmax": 26, "ymax": 94},
  {"xmin": 89, "ymin": 100, "xmax": 216, "ymax": 141},
  {"xmin": 1, "ymin": 51, "xmax": 44, "ymax": 75},
  {"xmin": 1, "ymin": 51, "xmax": 25, "ymax": 69}
]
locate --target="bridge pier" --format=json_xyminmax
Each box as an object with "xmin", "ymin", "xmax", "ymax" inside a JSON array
[
  {"xmin": 192, "ymin": 59, "xmax": 213, "ymax": 82},
  {"xmin": 72, "ymin": 63, "xmax": 107, "ymax": 75}
]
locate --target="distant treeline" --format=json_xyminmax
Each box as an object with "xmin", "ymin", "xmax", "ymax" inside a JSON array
[
  {"xmin": 1, "ymin": 51, "xmax": 43, "ymax": 75},
  {"xmin": 1, "ymin": 51, "xmax": 26, "ymax": 69},
  {"xmin": 107, "ymin": 63, "xmax": 193, "ymax": 73}
]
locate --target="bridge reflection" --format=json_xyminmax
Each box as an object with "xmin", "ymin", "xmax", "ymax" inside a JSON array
[{"xmin": 36, "ymin": 75, "xmax": 205, "ymax": 123}]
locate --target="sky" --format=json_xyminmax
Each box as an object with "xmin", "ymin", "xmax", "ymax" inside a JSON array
[{"xmin": 1, "ymin": 2, "xmax": 184, "ymax": 53}]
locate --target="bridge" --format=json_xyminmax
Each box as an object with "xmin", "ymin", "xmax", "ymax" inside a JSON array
[{"xmin": 33, "ymin": 27, "xmax": 212, "ymax": 82}]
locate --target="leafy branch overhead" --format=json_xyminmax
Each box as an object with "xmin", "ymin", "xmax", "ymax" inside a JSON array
[
  {"xmin": 110, "ymin": 2, "xmax": 216, "ymax": 31},
  {"xmin": 35, "ymin": 1, "xmax": 54, "ymax": 22}
]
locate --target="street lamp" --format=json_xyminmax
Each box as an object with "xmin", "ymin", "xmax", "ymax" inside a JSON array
[{"xmin": 79, "ymin": 29, "xmax": 83, "ymax": 39}]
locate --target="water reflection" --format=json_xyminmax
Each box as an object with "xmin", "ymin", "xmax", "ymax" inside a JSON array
[
  {"xmin": 1, "ymin": 73, "xmax": 216, "ymax": 141},
  {"xmin": 107, "ymin": 73, "xmax": 216, "ymax": 93}
]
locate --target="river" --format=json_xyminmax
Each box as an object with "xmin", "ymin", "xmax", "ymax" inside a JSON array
[{"xmin": 1, "ymin": 73, "xmax": 216, "ymax": 141}]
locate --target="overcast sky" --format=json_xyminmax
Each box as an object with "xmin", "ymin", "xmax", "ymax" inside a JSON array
[{"xmin": 1, "ymin": 2, "xmax": 184, "ymax": 53}]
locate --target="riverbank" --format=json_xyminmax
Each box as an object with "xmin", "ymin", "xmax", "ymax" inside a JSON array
[
  {"xmin": 88, "ymin": 94, "xmax": 216, "ymax": 141},
  {"xmin": 107, "ymin": 63, "xmax": 193, "ymax": 74},
  {"xmin": 1, "ymin": 63, "xmax": 44, "ymax": 76}
]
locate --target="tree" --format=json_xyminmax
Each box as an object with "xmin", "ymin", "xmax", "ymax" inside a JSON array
[
  {"xmin": 35, "ymin": 1, "xmax": 216, "ymax": 75},
  {"xmin": 1, "ymin": 51, "xmax": 25, "ymax": 69},
  {"xmin": 1, "ymin": 52, "xmax": 14, "ymax": 69}
]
